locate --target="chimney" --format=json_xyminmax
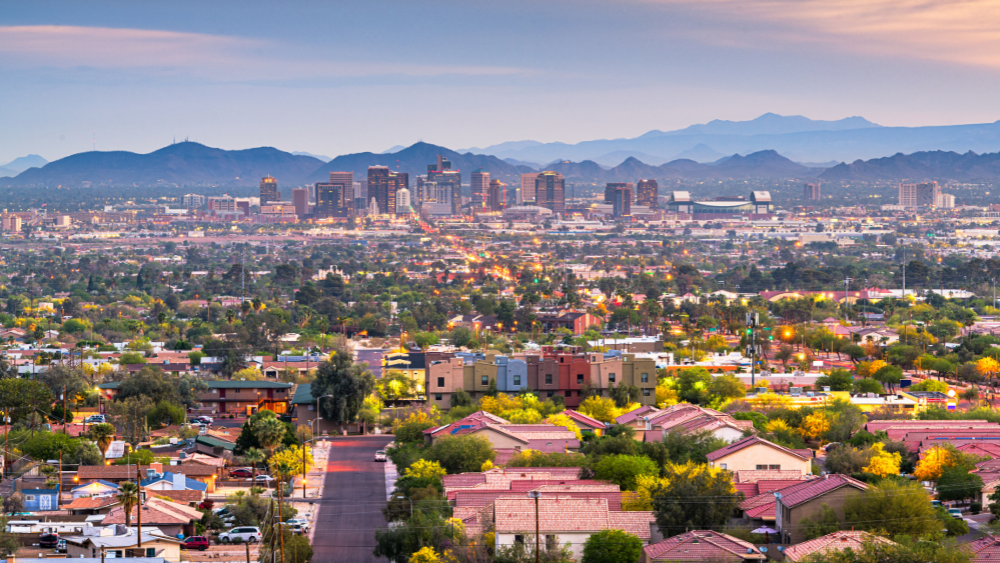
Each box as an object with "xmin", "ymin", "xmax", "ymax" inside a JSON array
[
  {"xmin": 172, "ymin": 472, "xmax": 186, "ymax": 490},
  {"xmin": 150, "ymin": 462, "xmax": 163, "ymax": 474}
]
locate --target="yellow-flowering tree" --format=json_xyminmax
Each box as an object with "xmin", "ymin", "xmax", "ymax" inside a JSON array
[
  {"xmin": 233, "ymin": 367, "xmax": 265, "ymax": 381},
  {"xmin": 268, "ymin": 445, "xmax": 314, "ymax": 477},
  {"xmin": 914, "ymin": 445, "xmax": 958, "ymax": 481},
  {"xmin": 545, "ymin": 413, "xmax": 583, "ymax": 441},
  {"xmin": 504, "ymin": 409, "xmax": 542, "ymax": 424},
  {"xmin": 799, "ymin": 412, "xmax": 831, "ymax": 441},
  {"xmin": 621, "ymin": 473, "xmax": 670, "ymax": 511},
  {"xmin": 409, "ymin": 547, "xmax": 443, "ymax": 563},
  {"xmin": 578, "ymin": 396, "xmax": 620, "ymax": 423},
  {"xmin": 977, "ymin": 357, "xmax": 1000, "ymax": 380},
  {"xmin": 480, "ymin": 460, "xmax": 494, "ymax": 472},
  {"xmin": 655, "ymin": 384, "xmax": 679, "ymax": 408},
  {"xmin": 862, "ymin": 443, "xmax": 901, "ymax": 478},
  {"xmin": 405, "ymin": 459, "xmax": 447, "ymax": 480},
  {"xmin": 480, "ymin": 393, "xmax": 522, "ymax": 416}
]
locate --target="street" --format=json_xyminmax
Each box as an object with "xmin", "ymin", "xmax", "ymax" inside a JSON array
[{"xmin": 311, "ymin": 435, "xmax": 395, "ymax": 563}]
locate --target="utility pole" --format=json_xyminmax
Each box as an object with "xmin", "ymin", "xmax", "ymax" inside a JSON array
[
  {"xmin": 136, "ymin": 453, "xmax": 142, "ymax": 549},
  {"xmin": 746, "ymin": 311, "xmax": 759, "ymax": 388},
  {"xmin": 528, "ymin": 491, "xmax": 541, "ymax": 563},
  {"xmin": 246, "ymin": 538, "xmax": 251, "ymax": 563},
  {"xmin": 58, "ymin": 450, "xmax": 62, "ymax": 509},
  {"xmin": 62, "ymin": 385, "xmax": 67, "ymax": 434}
]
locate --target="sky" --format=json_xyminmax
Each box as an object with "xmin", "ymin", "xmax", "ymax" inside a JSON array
[{"xmin": 4, "ymin": 0, "xmax": 1000, "ymax": 164}]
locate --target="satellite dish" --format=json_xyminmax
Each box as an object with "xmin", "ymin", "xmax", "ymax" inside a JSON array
[
  {"xmin": 777, "ymin": 546, "xmax": 785, "ymax": 552},
  {"xmin": 773, "ymin": 492, "xmax": 783, "ymax": 499},
  {"xmin": 759, "ymin": 547, "xmax": 768, "ymax": 553}
]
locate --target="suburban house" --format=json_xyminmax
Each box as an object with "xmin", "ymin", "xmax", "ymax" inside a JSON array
[
  {"xmin": 643, "ymin": 404, "xmax": 753, "ymax": 443},
  {"xmin": 139, "ymin": 469, "xmax": 209, "ymax": 494},
  {"xmin": 775, "ymin": 474, "xmax": 868, "ymax": 544},
  {"xmin": 64, "ymin": 529, "xmax": 183, "ymax": 562},
  {"xmin": 20, "ymin": 488, "xmax": 60, "ymax": 511},
  {"xmin": 77, "ymin": 463, "xmax": 220, "ymax": 493},
  {"xmin": 559, "ymin": 410, "xmax": 607, "ymax": 436},
  {"xmin": 968, "ymin": 535, "xmax": 1000, "ymax": 563},
  {"xmin": 288, "ymin": 382, "xmax": 363, "ymax": 434},
  {"xmin": 782, "ymin": 531, "xmax": 894, "ymax": 562},
  {"xmin": 707, "ymin": 436, "xmax": 813, "ymax": 474},
  {"xmin": 71, "ymin": 479, "xmax": 119, "ymax": 499},
  {"xmin": 101, "ymin": 497, "xmax": 203, "ymax": 538},
  {"xmin": 197, "ymin": 380, "xmax": 293, "ymax": 416},
  {"xmin": 493, "ymin": 497, "xmax": 657, "ymax": 561},
  {"xmin": 63, "ymin": 496, "xmax": 121, "ymax": 516},
  {"xmin": 424, "ymin": 412, "xmax": 580, "ymax": 465},
  {"xmin": 641, "ymin": 530, "xmax": 765, "ymax": 563}
]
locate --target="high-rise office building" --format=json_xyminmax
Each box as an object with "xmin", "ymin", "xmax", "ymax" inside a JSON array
[
  {"xmin": 899, "ymin": 181, "xmax": 940, "ymax": 208},
  {"xmin": 427, "ymin": 155, "xmax": 461, "ymax": 215},
  {"xmin": 804, "ymin": 183, "xmax": 821, "ymax": 201},
  {"xmin": 316, "ymin": 171, "xmax": 354, "ymax": 218},
  {"xmin": 182, "ymin": 194, "xmax": 206, "ymax": 208},
  {"xmin": 535, "ymin": 171, "xmax": 565, "ymax": 215},
  {"xmin": 937, "ymin": 193, "xmax": 955, "ymax": 208},
  {"xmin": 368, "ymin": 166, "xmax": 409, "ymax": 216},
  {"xmin": 520, "ymin": 172, "xmax": 540, "ymax": 204},
  {"xmin": 604, "ymin": 183, "xmax": 634, "ymax": 204},
  {"xmin": 471, "ymin": 169, "xmax": 490, "ymax": 209},
  {"xmin": 292, "ymin": 188, "xmax": 309, "ymax": 218},
  {"xmin": 488, "ymin": 179, "xmax": 507, "ymax": 211},
  {"xmin": 609, "ymin": 184, "xmax": 632, "ymax": 218},
  {"xmin": 636, "ymin": 179, "xmax": 658, "ymax": 209},
  {"xmin": 259, "ymin": 176, "xmax": 280, "ymax": 205}
]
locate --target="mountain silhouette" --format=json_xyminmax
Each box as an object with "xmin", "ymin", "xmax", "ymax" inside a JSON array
[
  {"xmin": 821, "ymin": 150, "xmax": 1000, "ymax": 181},
  {"xmin": 306, "ymin": 142, "xmax": 523, "ymax": 183}
]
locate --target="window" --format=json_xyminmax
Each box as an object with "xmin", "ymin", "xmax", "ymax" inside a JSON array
[
  {"xmin": 756, "ymin": 465, "xmax": 768, "ymax": 470},
  {"xmin": 609, "ymin": 373, "xmax": 616, "ymax": 382},
  {"xmin": 513, "ymin": 375, "xmax": 521, "ymax": 386},
  {"xmin": 641, "ymin": 372, "xmax": 649, "ymax": 383},
  {"xmin": 577, "ymin": 374, "xmax": 584, "ymax": 384},
  {"xmin": 25, "ymin": 495, "xmax": 35, "ymax": 502},
  {"xmin": 720, "ymin": 463, "xmax": 727, "ymax": 470},
  {"xmin": 546, "ymin": 535, "xmax": 557, "ymax": 550},
  {"xmin": 565, "ymin": 390, "xmax": 571, "ymax": 397},
  {"xmin": 545, "ymin": 374, "xmax": 553, "ymax": 385},
  {"xmin": 515, "ymin": 535, "xmax": 524, "ymax": 545},
  {"xmin": 481, "ymin": 376, "xmax": 488, "ymax": 386},
  {"xmin": 546, "ymin": 391, "xmax": 554, "ymax": 398},
  {"xmin": 437, "ymin": 377, "xmax": 445, "ymax": 388},
  {"xmin": 770, "ymin": 464, "xmax": 781, "ymax": 470},
  {"xmin": 642, "ymin": 388, "xmax": 651, "ymax": 396},
  {"xmin": 435, "ymin": 394, "xmax": 442, "ymax": 401}
]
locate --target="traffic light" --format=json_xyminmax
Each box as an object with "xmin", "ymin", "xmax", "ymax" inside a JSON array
[
  {"xmin": 746, "ymin": 329, "xmax": 752, "ymax": 335},
  {"xmin": 768, "ymin": 335, "xmax": 773, "ymax": 341}
]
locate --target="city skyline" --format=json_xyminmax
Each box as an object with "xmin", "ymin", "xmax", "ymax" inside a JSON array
[{"xmin": 5, "ymin": 1, "xmax": 1000, "ymax": 164}]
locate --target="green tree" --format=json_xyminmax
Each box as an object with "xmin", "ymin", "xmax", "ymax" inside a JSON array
[
  {"xmin": 0, "ymin": 379, "xmax": 54, "ymax": 424},
  {"xmin": 707, "ymin": 374, "xmax": 746, "ymax": 403},
  {"xmin": 799, "ymin": 504, "xmax": 841, "ymax": 540},
  {"xmin": 115, "ymin": 367, "xmax": 180, "ymax": 404},
  {"xmin": 872, "ymin": 365, "xmax": 904, "ymax": 392},
  {"xmin": 106, "ymin": 395, "xmax": 154, "ymax": 450},
  {"xmin": 89, "ymin": 423, "xmax": 116, "ymax": 457},
  {"xmin": 801, "ymin": 537, "xmax": 971, "ymax": 563},
  {"xmin": 937, "ymin": 466, "xmax": 984, "ymax": 504},
  {"xmin": 311, "ymin": 347, "xmax": 376, "ymax": 426},
  {"xmin": 449, "ymin": 388, "xmax": 474, "ymax": 408},
  {"xmin": 652, "ymin": 462, "xmax": 742, "ymax": 537},
  {"xmin": 815, "ymin": 369, "xmax": 854, "ymax": 392},
  {"xmin": 234, "ymin": 410, "xmax": 299, "ymax": 455},
  {"xmin": 843, "ymin": 480, "xmax": 941, "ymax": 537},
  {"xmin": 581, "ymin": 529, "xmax": 643, "ymax": 563},
  {"xmin": 609, "ymin": 383, "xmax": 641, "ymax": 408},
  {"xmin": 118, "ymin": 352, "xmax": 146, "ymax": 365},
  {"xmin": 146, "ymin": 400, "xmax": 185, "ymax": 428},
  {"xmin": 675, "ymin": 367, "xmax": 711, "ymax": 404},
  {"xmin": 426, "ymin": 435, "xmax": 496, "ymax": 474},
  {"xmin": 591, "ymin": 454, "xmax": 658, "ymax": 491},
  {"xmin": 253, "ymin": 416, "xmax": 287, "ymax": 458},
  {"xmin": 116, "ymin": 481, "xmax": 140, "ymax": 527}
]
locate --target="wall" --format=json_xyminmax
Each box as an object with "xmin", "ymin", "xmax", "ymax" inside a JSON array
[
  {"xmin": 710, "ymin": 445, "xmax": 811, "ymax": 474},
  {"xmin": 782, "ymin": 488, "xmax": 862, "ymax": 544}
]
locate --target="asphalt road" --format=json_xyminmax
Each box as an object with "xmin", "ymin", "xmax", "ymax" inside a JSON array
[{"xmin": 311, "ymin": 435, "xmax": 395, "ymax": 563}]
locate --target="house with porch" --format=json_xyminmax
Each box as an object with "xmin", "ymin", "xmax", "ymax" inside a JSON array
[{"xmin": 197, "ymin": 380, "xmax": 292, "ymax": 416}]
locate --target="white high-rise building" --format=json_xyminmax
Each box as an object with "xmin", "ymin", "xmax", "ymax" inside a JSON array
[
  {"xmin": 937, "ymin": 193, "xmax": 955, "ymax": 208},
  {"xmin": 396, "ymin": 187, "xmax": 411, "ymax": 212},
  {"xmin": 368, "ymin": 197, "xmax": 380, "ymax": 216},
  {"xmin": 898, "ymin": 181, "xmax": 940, "ymax": 208},
  {"xmin": 183, "ymin": 194, "xmax": 206, "ymax": 208}
]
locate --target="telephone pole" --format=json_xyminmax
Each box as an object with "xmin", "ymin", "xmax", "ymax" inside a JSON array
[{"xmin": 746, "ymin": 311, "xmax": 759, "ymax": 388}]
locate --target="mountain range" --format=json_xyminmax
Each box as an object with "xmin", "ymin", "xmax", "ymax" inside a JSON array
[
  {"xmin": 0, "ymin": 154, "xmax": 48, "ymax": 178},
  {"xmin": 1, "ymin": 143, "xmax": 323, "ymax": 187},
  {"xmin": 821, "ymin": 150, "xmax": 1000, "ymax": 181},
  {"xmin": 467, "ymin": 113, "xmax": 1000, "ymax": 165},
  {"xmin": 544, "ymin": 150, "xmax": 821, "ymax": 182}
]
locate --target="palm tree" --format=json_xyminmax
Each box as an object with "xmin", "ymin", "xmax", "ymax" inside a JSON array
[
  {"xmin": 116, "ymin": 481, "xmax": 140, "ymax": 527},
  {"xmin": 243, "ymin": 447, "xmax": 265, "ymax": 483},
  {"xmin": 90, "ymin": 423, "xmax": 116, "ymax": 458},
  {"xmin": 253, "ymin": 417, "xmax": 286, "ymax": 487}
]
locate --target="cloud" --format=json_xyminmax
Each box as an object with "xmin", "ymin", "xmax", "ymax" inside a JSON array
[
  {"xmin": 645, "ymin": 0, "xmax": 1000, "ymax": 69},
  {"xmin": 0, "ymin": 25, "xmax": 526, "ymax": 80}
]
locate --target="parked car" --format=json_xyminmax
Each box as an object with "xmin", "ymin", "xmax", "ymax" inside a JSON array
[
  {"xmin": 218, "ymin": 527, "xmax": 262, "ymax": 544},
  {"xmin": 84, "ymin": 415, "xmax": 106, "ymax": 424},
  {"xmin": 285, "ymin": 518, "xmax": 310, "ymax": 532},
  {"xmin": 190, "ymin": 416, "xmax": 213, "ymax": 424},
  {"xmin": 948, "ymin": 508, "xmax": 963, "ymax": 519},
  {"xmin": 56, "ymin": 539, "xmax": 67, "ymax": 553},
  {"xmin": 374, "ymin": 450, "xmax": 387, "ymax": 462},
  {"xmin": 229, "ymin": 468, "xmax": 253, "ymax": 478},
  {"xmin": 182, "ymin": 536, "xmax": 210, "ymax": 551},
  {"xmin": 253, "ymin": 475, "xmax": 275, "ymax": 483},
  {"xmin": 39, "ymin": 534, "xmax": 59, "ymax": 548}
]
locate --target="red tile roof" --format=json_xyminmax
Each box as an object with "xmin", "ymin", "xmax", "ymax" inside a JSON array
[
  {"xmin": 559, "ymin": 410, "xmax": 606, "ymax": 430},
  {"xmin": 732, "ymin": 470, "xmax": 807, "ymax": 483},
  {"xmin": 783, "ymin": 531, "xmax": 894, "ymax": 562},
  {"xmin": 614, "ymin": 405, "xmax": 660, "ymax": 425},
  {"xmin": 494, "ymin": 497, "xmax": 655, "ymax": 539},
  {"xmin": 778, "ymin": 474, "xmax": 867, "ymax": 508},
  {"xmin": 968, "ymin": 535, "xmax": 1000, "ymax": 563},
  {"xmin": 643, "ymin": 530, "xmax": 764, "ymax": 562}
]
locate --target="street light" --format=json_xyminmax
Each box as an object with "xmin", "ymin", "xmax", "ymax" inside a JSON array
[
  {"xmin": 313, "ymin": 395, "xmax": 333, "ymax": 436},
  {"xmin": 527, "ymin": 491, "xmax": 541, "ymax": 563}
]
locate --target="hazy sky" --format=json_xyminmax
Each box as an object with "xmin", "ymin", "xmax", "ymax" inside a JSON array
[{"xmin": 4, "ymin": 0, "xmax": 1000, "ymax": 164}]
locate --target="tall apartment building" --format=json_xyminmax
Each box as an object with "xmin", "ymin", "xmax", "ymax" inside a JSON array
[
  {"xmin": 182, "ymin": 194, "xmax": 206, "ymax": 208},
  {"xmin": 368, "ymin": 166, "xmax": 409, "ymax": 216},
  {"xmin": 427, "ymin": 155, "xmax": 461, "ymax": 215},
  {"xmin": 604, "ymin": 183, "xmax": 633, "ymax": 204},
  {"xmin": 937, "ymin": 193, "xmax": 956, "ymax": 208},
  {"xmin": 898, "ymin": 181, "xmax": 940, "ymax": 208},
  {"xmin": 292, "ymin": 188, "xmax": 309, "ymax": 218},
  {"xmin": 488, "ymin": 179, "xmax": 507, "ymax": 211},
  {"xmin": 315, "ymin": 171, "xmax": 354, "ymax": 218},
  {"xmin": 803, "ymin": 182, "xmax": 821, "ymax": 201},
  {"xmin": 396, "ymin": 187, "xmax": 411, "ymax": 212},
  {"xmin": 520, "ymin": 172, "xmax": 540, "ymax": 204},
  {"xmin": 259, "ymin": 176, "xmax": 280, "ymax": 205},
  {"xmin": 635, "ymin": 179, "xmax": 658, "ymax": 209},
  {"xmin": 471, "ymin": 168, "xmax": 490, "ymax": 209},
  {"xmin": 1, "ymin": 213, "xmax": 22, "ymax": 232},
  {"xmin": 535, "ymin": 171, "xmax": 566, "ymax": 215}
]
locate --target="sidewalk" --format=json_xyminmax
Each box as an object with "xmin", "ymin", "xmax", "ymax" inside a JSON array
[
  {"xmin": 303, "ymin": 440, "xmax": 331, "ymax": 543},
  {"xmin": 383, "ymin": 441, "xmax": 397, "ymax": 501}
]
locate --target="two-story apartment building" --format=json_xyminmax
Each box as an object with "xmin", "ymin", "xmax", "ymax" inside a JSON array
[{"xmin": 198, "ymin": 380, "xmax": 292, "ymax": 416}]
